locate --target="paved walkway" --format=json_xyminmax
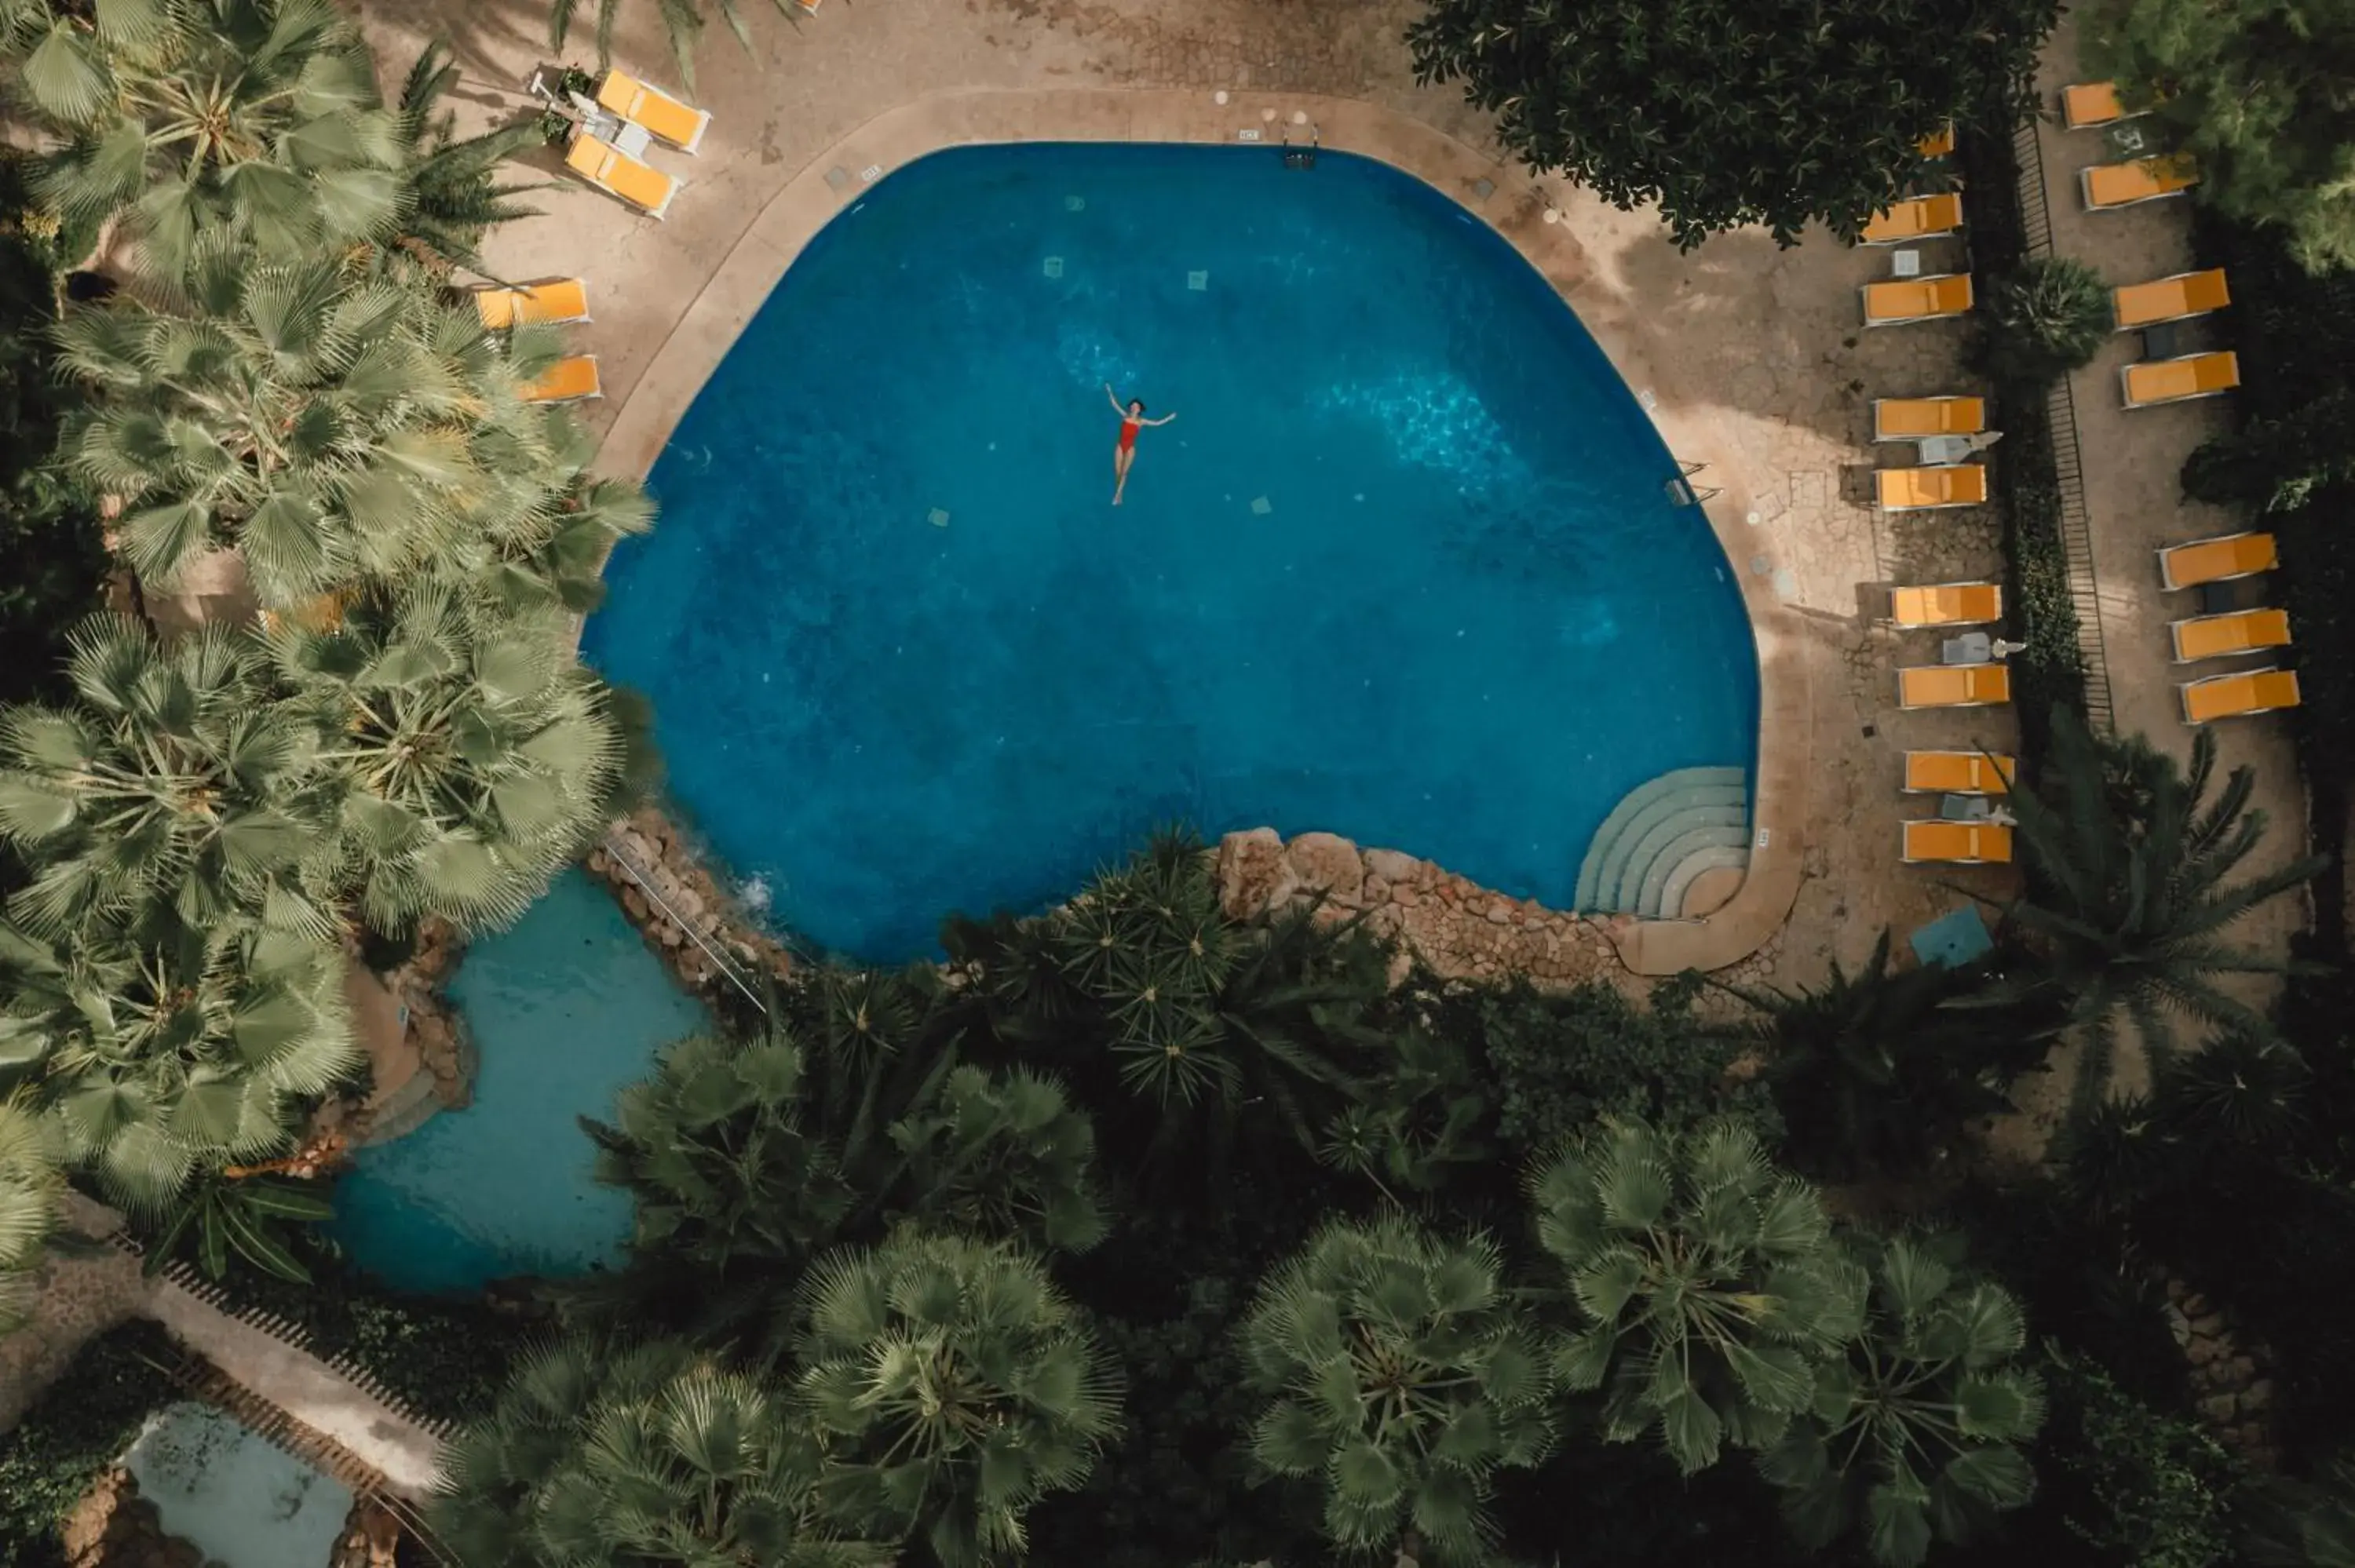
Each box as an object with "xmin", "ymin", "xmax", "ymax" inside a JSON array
[
  {"xmin": 141, "ymin": 1269, "xmax": 447, "ymax": 1499},
  {"xmin": 2031, "ymin": 12, "xmax": 2312, "ymax": 1014}
]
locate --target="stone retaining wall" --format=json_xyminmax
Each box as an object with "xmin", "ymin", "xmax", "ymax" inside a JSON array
[
  {"xmin": 2163, "ymin": 1274, "xmax": 2279, "ymax": 1469},
  {"xmin": 584, "ymin": 808, "xmax": 798, "ymax": 1005}
]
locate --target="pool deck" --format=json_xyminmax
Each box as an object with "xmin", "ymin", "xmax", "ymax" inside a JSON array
[{"xmin": 356, "ymin": 0, "xmax": 2060, "ymax": 986}]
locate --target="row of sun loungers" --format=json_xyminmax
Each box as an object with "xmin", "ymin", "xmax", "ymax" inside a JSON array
[
  {"xmin": 2153, "ymin": 531, "xmax": 2299, "ymax": 719},
  {"xmin": 560, "ymin": 69, "xmax": 716, "ymax": 218},
  {"xmin": 466, "ymin": 278, "xmax": 604, "ymax": 404}
]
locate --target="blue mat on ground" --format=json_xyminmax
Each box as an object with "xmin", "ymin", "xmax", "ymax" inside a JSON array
[{"xmin": 1911, "ymin": 906, "xmax": 1994, "ymax": 969}]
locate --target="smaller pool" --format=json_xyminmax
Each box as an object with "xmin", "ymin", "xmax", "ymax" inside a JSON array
[
  {"xmin": 331, "ymin": 869, "xmax": 707, "ymax": 1293},
  {"xmin": 124, "ymin": 1402, "xmax": 352, "ymax": 1568}
]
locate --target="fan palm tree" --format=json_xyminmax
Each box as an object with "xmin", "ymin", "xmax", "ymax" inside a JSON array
[
  {"xmin": 0, "ymin": 614, "xmax": 336, "ymax": 939},
  {"xmin": 583, "ymin": 1029, "xmax": 860, "ymax": 1351},
  {"xmin": 1241, "ymin": 1212, "xmax": 1556, "ymax": 1566},
  {"xmin": 1718, "ymin": 929, "xmax": 2052, "ymax": 1180},
  {"xmin": 0, "ymin": 908, "xmax": 357, "ymax": 1213},
  {"xmin": 0, "ymin": 1090, "xmax": 63, "ymax": 1332},
  {"xmin": 794, "ymin": 1231, "xmax": 1123, "ymax": 1568},
  {"xmin": 13, "ymin": 0, "xmax": 407, "ymax": 279},
  {"xmin": 1980, "ymin": 707, "xmax": 2325, "ymax": 1110},
  {"xmin": 436, "ymin": 1333, "xmax": 897, "ymax": 1568},
  {"xmin": 882, "ymin": 1064, "xmax": 1108, "ymax": 1254},
  {"xmin": 1761, "ymin": 1234, "xmax": 2046, "ymax": 1567},
  {"xmin": 266, "ymin": 582, "xmax": 623, "ymax": 932},
  {"xmin": 55, "ymin": 236, "xmax": 568, "ymax": 604},
  {"xmin": 1533, "ymin": 1116, "xmax": 1867, "ymax": 1475}
]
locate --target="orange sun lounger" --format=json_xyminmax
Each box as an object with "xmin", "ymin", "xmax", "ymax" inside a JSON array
[
  {"xmin": 565, "ymin": 133, "xmax": 678, "ymax": 218},
  {"xmin": 1904, "ymin": 751, "xmax": 2014, "ymax": 794},
  {"xmin": 2181, "ymin": 667, "xmax": 2301, "ymax": 724},
  {"xmin": 1873, "ymin": 396, "xmax": 1986, "ymax": 441},
  {"xmin": 1902, "ymin": 820, "xmax": 2014, "ymax": 865},
  {"xmin": 1918, "ymin": 126, "xmax": 1956, "ymax": 159},
  {"xmin": 2113, "ymin": 268, "xmax": 2229, "ymax": 330},
  {"xmin": 1879, "ymin": 465, "xmax": 1988, "ymax": 511},
  {"xmin": 1891, "ymin": 582, "xmax": 2003, "ymax": 628},
  {"xmin": 2157, "ymin": 531, "xmax": 2276, "ymax": 590},
  {"xmin": 1862, "ymin": 273, "xmax": 1973, "ymax": 326},
  {"xmin": 521, "ymin": 355, "xmax": 602, "ymax": 403},
  {"xmin": 595, "ymin": 70, "xmax": 711, "ymax": 154},
  {"xmin": 1861, "ymin": 192, "xmax": 1965, "ymax": 245},
  {"xmin": 2123, "ymin": 351, "xmax": 2240, "ymax": 408},
  {"xmin": 1897, "ymin": 662, "xmax": 2012, "ymax": 709},
  {"xmin": 2061, "ymin": 82, "xmax": 2128, "ymax": 129},
  {"xmin": 472, "ymin": 278, "xmax": 591, "ymax": 330},
  {"xmin": 2083, "ymin": 155, "xmax": 2198, "ymax": 210},
  {"xmin": 2170, "ymin": 607, "xmax": 2292, "ymax": 662}
]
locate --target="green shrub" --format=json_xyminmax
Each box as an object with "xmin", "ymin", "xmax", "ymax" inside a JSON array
[
  {"xmin": 1982, "ymin": 257, "xmax": 2113, "ymax": 388},
  {"xmin": 1448, "ymin": 972, "xmax": 1779, "ymax": 1155},
  {"xmin": 2037, "ymin": 1348, "xmax": 2245, "ymax": 1568},
  {"xmin": 0, "ymin": 1319, "xmax": 179, "ymax": 1566}
]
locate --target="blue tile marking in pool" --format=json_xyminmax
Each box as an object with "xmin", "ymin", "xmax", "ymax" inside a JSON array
[
  {"xmin": 586, "ymin": 144, "xmax": 1760, "ymax": 961},
  {"xmin": 331, "ymin": 869, "xmax": 706, "ymax": 1294}
]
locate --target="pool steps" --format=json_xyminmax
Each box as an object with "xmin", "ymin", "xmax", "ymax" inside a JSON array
[{"xmin": 1573, "ymin": 766, "xmax": 1753, "ymax": 919}]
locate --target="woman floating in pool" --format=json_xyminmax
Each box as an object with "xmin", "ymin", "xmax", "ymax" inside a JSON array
[{"xmin": 1105, "ymin": 383, "xmax": 1177, "ymax": 505}]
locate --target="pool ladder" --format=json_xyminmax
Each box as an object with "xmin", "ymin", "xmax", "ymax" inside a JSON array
[{"xmin": 1281, "ymin": 122, "xmax": 1319, "ymax": 169}]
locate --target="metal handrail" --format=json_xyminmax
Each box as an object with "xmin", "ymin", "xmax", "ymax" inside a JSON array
[{"xmin": 600, "ymin": 825, "xmax": 766, "ymax": 1012}]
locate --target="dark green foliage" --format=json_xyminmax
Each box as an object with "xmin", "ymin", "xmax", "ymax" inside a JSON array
[
  {"xmin": 0, "ymin": 1318, "xmax": 179, "ymax": 1567},
  {"xmin": 2035, "ymin": 1348, "xmax": 2245, "ymax": 1568},
  {"xmin": 2240, "ymin": 1453, "xmax": 2355, "ymax": 1565},
  {"xmin": 206, "ymin": 1236, "xmax": 542, "ymax": 1424},
  {"xmin": 1406, "ymin": 0, "xmax": 2057, "ymax": 248},
  {"xmin": 144, "ymin": 1172, "xmax": 334, "ymax": 1283},
  {"xmin": 2085, "ymin": 0, "xmax": 2355, "ymax": 272},
  {"xmin": 2183, "ymin": 390, "xmax": 2355, "ymax": 516},
  {"xmin": 1762, "ymin": 1234, "xmax": 2045, "ymax": 1566},
  {"xmin": 1718, "ymin": 929, "xmax": 2051, "ymax": 1180},
  {"xmin": 1981, "ymin": 258, "xmax": 2115, "ymax": 388},
  {"xmin": 1981, "ymin": 706, "xmax": 2324, "ymax": 1110},
  {"xmin": 1452, "ymin": 972, "xmax": 1779, "ymax": 1154},
  {"xmin": 1241, "ymin": 1214, "xmax": 1556, "ymax": 1565},
  {"xmin": 0, "ymin": 156, "xmax": 107, "ymax": 719}
]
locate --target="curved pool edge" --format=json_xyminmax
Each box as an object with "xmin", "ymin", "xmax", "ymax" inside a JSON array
[{"xmin": 586, "ymin": 88, "xmax": 1809, "ymax": 978}]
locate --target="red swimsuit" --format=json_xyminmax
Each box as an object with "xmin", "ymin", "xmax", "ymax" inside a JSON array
[{"xmin": 1117, "ymin": 416, "xmax": 1142, "ymax": 452}]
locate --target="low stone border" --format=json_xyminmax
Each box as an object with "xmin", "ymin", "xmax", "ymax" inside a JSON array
[
  {"xmin": 584, "ymin": 808, "xmax": 798, "ymax": 1007},
  {"xmin": 588, "ymin": 86, "xmax": 1812, "ymax": 979}
]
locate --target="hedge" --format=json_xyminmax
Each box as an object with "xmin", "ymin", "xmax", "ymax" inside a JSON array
[
  {"xmin": 0, "ymin": 1319, "xmax": 181, "ymax": 1568},
  {"xmin": 1954, "ymin": 107, "xmax": 2092, "ymax": 764}
]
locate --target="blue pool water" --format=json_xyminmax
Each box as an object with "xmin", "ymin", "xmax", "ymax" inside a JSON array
[
  {"xmin": 126, "ymin": 1404, "xmax": 352, "ymax": 1568},
  {"xmin": 332, "ymin": 870, "xmax": 705, "ymax": 1293},
  {"xmin": 587, "ymin": 144, "xmax": 1758, "ymax": 960}
]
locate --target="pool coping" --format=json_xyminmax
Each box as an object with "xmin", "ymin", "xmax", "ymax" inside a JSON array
[{"xmin": 589, "ymin": 87, "xmax": 1809, "ymax": 976}]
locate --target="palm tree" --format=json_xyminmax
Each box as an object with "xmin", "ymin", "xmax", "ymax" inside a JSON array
[
  {"xmin": 1241, "ymin": 1212, "xmax": 1555, "ymax": 1566},
  {"xmin": 883, "ymin": 1064, "xmax": 1108, "ymax": 1254},
  {"xmin": 1718, "ymin": 929, "xmax": 2052, "ymax": 1180},
  {"xmin": 55, "ymin": 239, "xmax": 567, "ymax": 605},
  {"xmin": 391, "ymin": 40, "xmax": 543, "ymax": 271},
  {"xmin": 549, "ymin": 0, "xmax": 794, "ymax": 97},
  {"xmin": 13, "ymin": 0, "xmax": 407, "ymax": 279},
  {"xmin": 1761, "ymin": 1234, "xmax": 2045, "ymax": 1567},
  {"xmin": 583, "ymin": 1029, "xmax": 860, "ymax": 1351},
  {"xmin": 1533, "ymin": 1116, "xmax": 1866, "ymax": 1475},
  {"xmin": 0, "ymin": 907, "xmax": 358, "ymax": 1213},
  {"xmin": 794, "ymin": 1231, "xmax": 1123, "ymax": 1568},
  {"xmin": 265, "ymin": 583, "xmax": 623, "ymax": 932},
  {"xmin": 1983, "ymin": 707, "xmax": 2325, "ymax": 1110},
  {"xmin": 0, "ymin": 614, "xmax": 336, "ymax": 939},
  {"xmin": 0, "ymin": 1091, "xmax": 63, "ymax": 1331},
  {"xmin": 436, "ymin": 1334, "xmax": 897, "ymax": 1568}
]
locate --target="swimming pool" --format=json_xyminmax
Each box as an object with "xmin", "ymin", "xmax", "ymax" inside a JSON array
[
  {"xmin": 331, "ymin": 869, "xmax": 706, "ymax": 1293},
  {"xmin": 587, "ymin": 144, "xmax": 1758, "ymax": 960},
  {"xmin": 125, "ymin": 1403, "xmax": 353, "ymax": 1568}
]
